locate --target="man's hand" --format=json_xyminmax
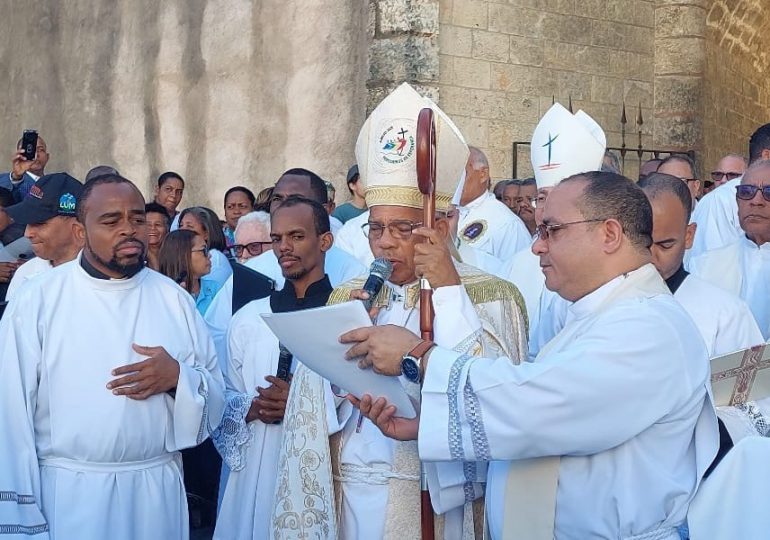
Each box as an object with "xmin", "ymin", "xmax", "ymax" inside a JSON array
[
  {"xmin": 11, "ymin": 150, "xmax": 33, "ymax": 181},
  {"xmin": 248, "ymin": 375, "xmax": 291, "ymax": 423},
  {"xmin": 340, "ymin": 325, "xmax": 422, "ymax": 376},
  {"xmin": 413, "ymin": 226, "xmax": 461, "ymax": 288},
  {"xmin": 107, "ymin": 344, "xmax": 181, "ymax": 400},
  {"xmin": 348, "ymin": 394, "xmax": 419, "ymax": 441},
  {"xmin": 0, "ymin": 261, "xmax": 20, "ymax": 283},
  {"xmin": 348, "ymin": 289, "xmax": 381, "ymax": 320}
]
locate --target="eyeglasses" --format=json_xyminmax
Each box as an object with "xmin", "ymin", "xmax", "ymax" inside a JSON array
[
  {"xmin": 362, "ymin": 220, "xmax": 423, "ymax": 240},
  {"xmin": 711, "ymin": 171, "xmax": 742, "ymax": 183},
  {"xmin": 191, "ymin": 245, "xmax": 210, "ymax": 257},
  {"xmin": 230, "ymin": 241, "xmax": 271, "ymax": 257},
  {"xmin": 736, "ymin": 184, "xmax": 770, "ymax": 202},
  {"xmin": 535, "ymin": 218, "xmax": 606, "ymax": 241}
]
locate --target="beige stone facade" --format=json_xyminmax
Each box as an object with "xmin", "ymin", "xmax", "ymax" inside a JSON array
[{"xmin": 1, "ymin": 1, "xmax": 768, "ymax": 209}]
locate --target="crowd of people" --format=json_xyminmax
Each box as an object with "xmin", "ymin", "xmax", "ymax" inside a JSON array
[{"xmin": 1, "ymin": 81, "xmax": 770, "ymax": 540}]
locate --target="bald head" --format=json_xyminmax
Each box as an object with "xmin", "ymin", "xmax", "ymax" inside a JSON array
[{"xmin": 461, "ymin": 146, "xmax": 491, "ymax": 205}]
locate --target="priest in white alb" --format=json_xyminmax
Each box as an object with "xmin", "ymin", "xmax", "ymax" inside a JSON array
[
  {"xmin": 638, "ymin": 172, "xmax": 763, "ymax": 356},
  {"xmin": 271, "ymin": 83, "xmax": 528, "ymax": 540},
  {"xmin": 503, "ymin": 103, "xmax": 605, "ymax": 359},
  {"xmin": 689, "ymin": 159, "xmax": 770, "ymax": 340},
  {"xmin": 0, "ymin": 175, "xmax": 225, "ymax": 540},
  {"xmin": 345, "ymin": 172, "xmax": 719, "ymax": 540},
  {"xmin": 456, "ymin": 147, "xmax": 531, "ymax": 261}
]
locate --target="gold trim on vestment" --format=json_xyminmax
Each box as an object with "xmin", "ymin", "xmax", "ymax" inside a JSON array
[{"xmin": 365, "ymin": 185, "xmax": 453, "ymax": 212}]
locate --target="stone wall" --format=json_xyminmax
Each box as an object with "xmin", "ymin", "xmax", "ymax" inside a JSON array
[
  {"xmin": 702, "ymin": 0, "xmax": 770, "ymax": 173},
  {"xmin": 437, "ymin": 0, "xmax": 656, "ymax": 181},
  {"xmin": 0, "ymin": 0, "xmax": 369, "ymax": 210}
]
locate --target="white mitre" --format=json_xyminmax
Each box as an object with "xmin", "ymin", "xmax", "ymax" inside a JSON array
[
  {"xmin": 530, "ymin": 103, "xmax": 606, "ymax": 188},
  {"xmin": 355, "ymin": 82, "xmax": 469, "ymax": 212}
]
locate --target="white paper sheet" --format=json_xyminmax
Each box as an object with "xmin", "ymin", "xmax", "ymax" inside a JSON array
[
  {"xmin": 261, "ymin": 300, "xmax": 417, "ymax": 418},
  {"xmin": 0, "ymin": 236, "xmax": 34, "ymax": 262}
]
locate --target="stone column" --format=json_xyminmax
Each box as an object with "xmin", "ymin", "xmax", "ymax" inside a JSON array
[
  {"xmin": 653, "ymin": 0, "xmax": 707, "ymax": 157},
  {"xmin": 367, "ymin": 0, "xmax": 440, "ymax": 112}
]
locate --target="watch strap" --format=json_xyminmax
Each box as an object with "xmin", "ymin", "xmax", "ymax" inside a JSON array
[{"xmin": 407, "ymin": 340, "xmax": 435, "ymax": 361}]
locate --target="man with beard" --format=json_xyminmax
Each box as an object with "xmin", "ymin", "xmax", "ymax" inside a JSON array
[
  {"xmin": 0, "ymin": 174, "xmax": 225, "ymax": 540},
  {"xmin": 213, "ymin": 196, "xmax": 345, "ymax": 539},
  {"xmin": 5, "ymin": 173, "xmax": 84, "ymax": 299}
]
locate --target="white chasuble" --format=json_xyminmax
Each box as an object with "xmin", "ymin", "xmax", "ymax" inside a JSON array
[
  {"xmin": 0, "ymin": 258, "xmax": 225, "ymax": 540},
  {"xmin": 419, "ymin": 264, "xmax": 719, "ymax": 539},
  {"xmin": 271, "ymin": 263, "xmax": 528, "ymax": 539}
]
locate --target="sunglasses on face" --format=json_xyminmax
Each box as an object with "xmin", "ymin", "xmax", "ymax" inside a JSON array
[
  {"xmin": 711, "ymin": 171, "xmax": 742, "ymax": 182},
  {"xmin": 736, "ymin": 184, "xmax": 770, "ymax": 202}
]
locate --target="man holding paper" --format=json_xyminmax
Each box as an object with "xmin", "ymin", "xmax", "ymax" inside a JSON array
[
  {"xmin": 212, "ymin": 196, "xmax": 349, "ymax": 539},
  {"xmin": 272, "ymin": 83, "xmax": 528, "ymax": 540},
  {"xmin": 346, "ymin": 172, "xmax": 718, "ymax": 540}
]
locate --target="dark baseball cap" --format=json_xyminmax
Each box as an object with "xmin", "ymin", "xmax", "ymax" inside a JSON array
[
  {"xmin": 346, "ymin": 164, "xmax": 359, "ymax": 183},
  {"xmin": 6, "ymin": 172, "xmax": 84, "ymax": 225}
]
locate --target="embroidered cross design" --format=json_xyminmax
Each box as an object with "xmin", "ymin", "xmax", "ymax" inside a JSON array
[{"xmin": 712, "ymin": 344, "xmax": 770, "ymax": 405}]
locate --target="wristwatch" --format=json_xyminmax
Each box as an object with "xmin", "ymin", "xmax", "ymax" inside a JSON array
[{"xmin": 401, "ymin": 340, "xmax": 435, "ymax": 384}]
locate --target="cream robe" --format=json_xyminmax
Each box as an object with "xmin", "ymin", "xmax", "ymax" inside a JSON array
[
  {"xmin": 212, "ymin": 297, "xmax": 348, "ymax": 540},
  {"xmin": 271, "ymin": 264, "xmax": 528, "ymax": 539},
  {"xmin": 0, "ymin": 258, "xmax": 225, "ymax": 540},
  {"xmin": 458, "ymin": 192, "xmax": 531, "ymax": 261},
  {"xmin": 420, "ymin": 264, "xmax": 718, "ymax": 539},
  {"xmin": 689, "ymin": 236, "xmax": 770, "ymax": 339}
]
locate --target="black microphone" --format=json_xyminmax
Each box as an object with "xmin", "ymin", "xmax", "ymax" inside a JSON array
[
  {"xmin": 276, "ymin": 344, "xmax": 293, "ymax": 383},
  {"xmin": 361, "ymin": 258, "xmax": 393, "ymax": 311}
]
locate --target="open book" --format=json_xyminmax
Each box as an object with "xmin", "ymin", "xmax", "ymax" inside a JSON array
[{"xmin": 711, "ymin": 344, "xmax": 770, "ymax": 406}]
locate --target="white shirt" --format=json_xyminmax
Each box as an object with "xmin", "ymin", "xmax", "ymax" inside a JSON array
[
  {"xmin": 329, "ymin": 215, "xmax": 343, "ymax": 235},
  {"xmin": 419, "ymin": 264, "xmax": 718, "ymax": 539},
  {"xmin": 6, "ymin": 256, "xmax": 53, "ymax": 300},
  {"xmin": 0, "ymin": 257, "xmax": 226, "ymax": 540},
  {"xmin": 688, "ymin": 177, "xmax": 742, "ymax": 262},
  {"xmin": 203, "ymin": 248, "xmax": 233, "ymax": 289},
  {"xmin": 458, "ymin": 192, "xmax": 531, "ymax": 261},
  {"xmin": 689, "ymin": 236, "xmax": 770, "ymax": 339},
  {"xmin": 675, "ymin": 273, "xmax": 764, "ymax": 357},
  {"xmin": 334, "ymin": 209, "xmax": 373, "ymax": 267}
]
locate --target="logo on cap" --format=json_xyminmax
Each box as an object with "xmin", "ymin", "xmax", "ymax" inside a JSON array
[
  {"xmin": 29, "ymin": 185, "xmax": 44, "ymax": 199},
  {"xmin": 59, "ymin": 193, "xmax": 77, "ymax": 214},
  {"xmin": 379, "ymin": 125, "xmax": 415, "ymax": 165}
]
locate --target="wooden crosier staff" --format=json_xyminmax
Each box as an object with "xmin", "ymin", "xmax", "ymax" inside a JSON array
[{"xmin": 416, "ymin": 107, "xmax": 436, "ymax": 540}]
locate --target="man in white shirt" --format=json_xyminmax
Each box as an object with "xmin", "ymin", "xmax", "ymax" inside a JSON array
[
  {"xmin": 346, "ymin": 171, "xmax": 718, "ymax": 540},
  {"xmin": 639, "ymin": 172, "xmax": 763, "ymax": 356},
  {"xmin": 689, "ymin": 123, "xmax": 770, "ymax": 260},
  {"xmin": 690, "ymin": 159, "xmax": 770, "ymax": 339},
  {"xmin": 5, "ymin": 173, "xmax": 84, "ymax": 300},
  {"xmin": 457, "ymin": 147, "xmax": 530, "ymax": 260},
  {"xmin": 0, "ymin": 173, "xmax": 225, "ymax": 540}
]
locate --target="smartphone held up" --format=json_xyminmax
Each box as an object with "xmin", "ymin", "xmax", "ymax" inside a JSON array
[{"xmin": 21, "ymin": 130, "xmax": 38, "ymax": 161}]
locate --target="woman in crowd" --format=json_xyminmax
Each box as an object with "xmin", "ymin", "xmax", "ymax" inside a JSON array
[
  {"xmin": 179, "ymin": 206, "xmax": 233, "ymax": 288},
  {"xmin": 144, "ymin": 202, "xmax": 170, "ymax": 271},
  {"xmin": 152, "ymin": 171, "xmax": 185, "ymax": 229},
  {"xmin": 158, "ymin": 229, "xmax": 221, "ymax": 316},
  {"xmin": 222, "ymin": 186, "xmax": 255, "ymax": 248}
]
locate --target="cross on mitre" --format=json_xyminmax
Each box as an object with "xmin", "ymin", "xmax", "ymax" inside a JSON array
[{"xmin": 710, "ymin": 344, "xmax": 770, "ymax": 406}]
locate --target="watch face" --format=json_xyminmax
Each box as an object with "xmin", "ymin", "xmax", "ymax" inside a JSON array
[{"xmin": 401, "ymin": 357, "xmax": 420, "ymax": 383}]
